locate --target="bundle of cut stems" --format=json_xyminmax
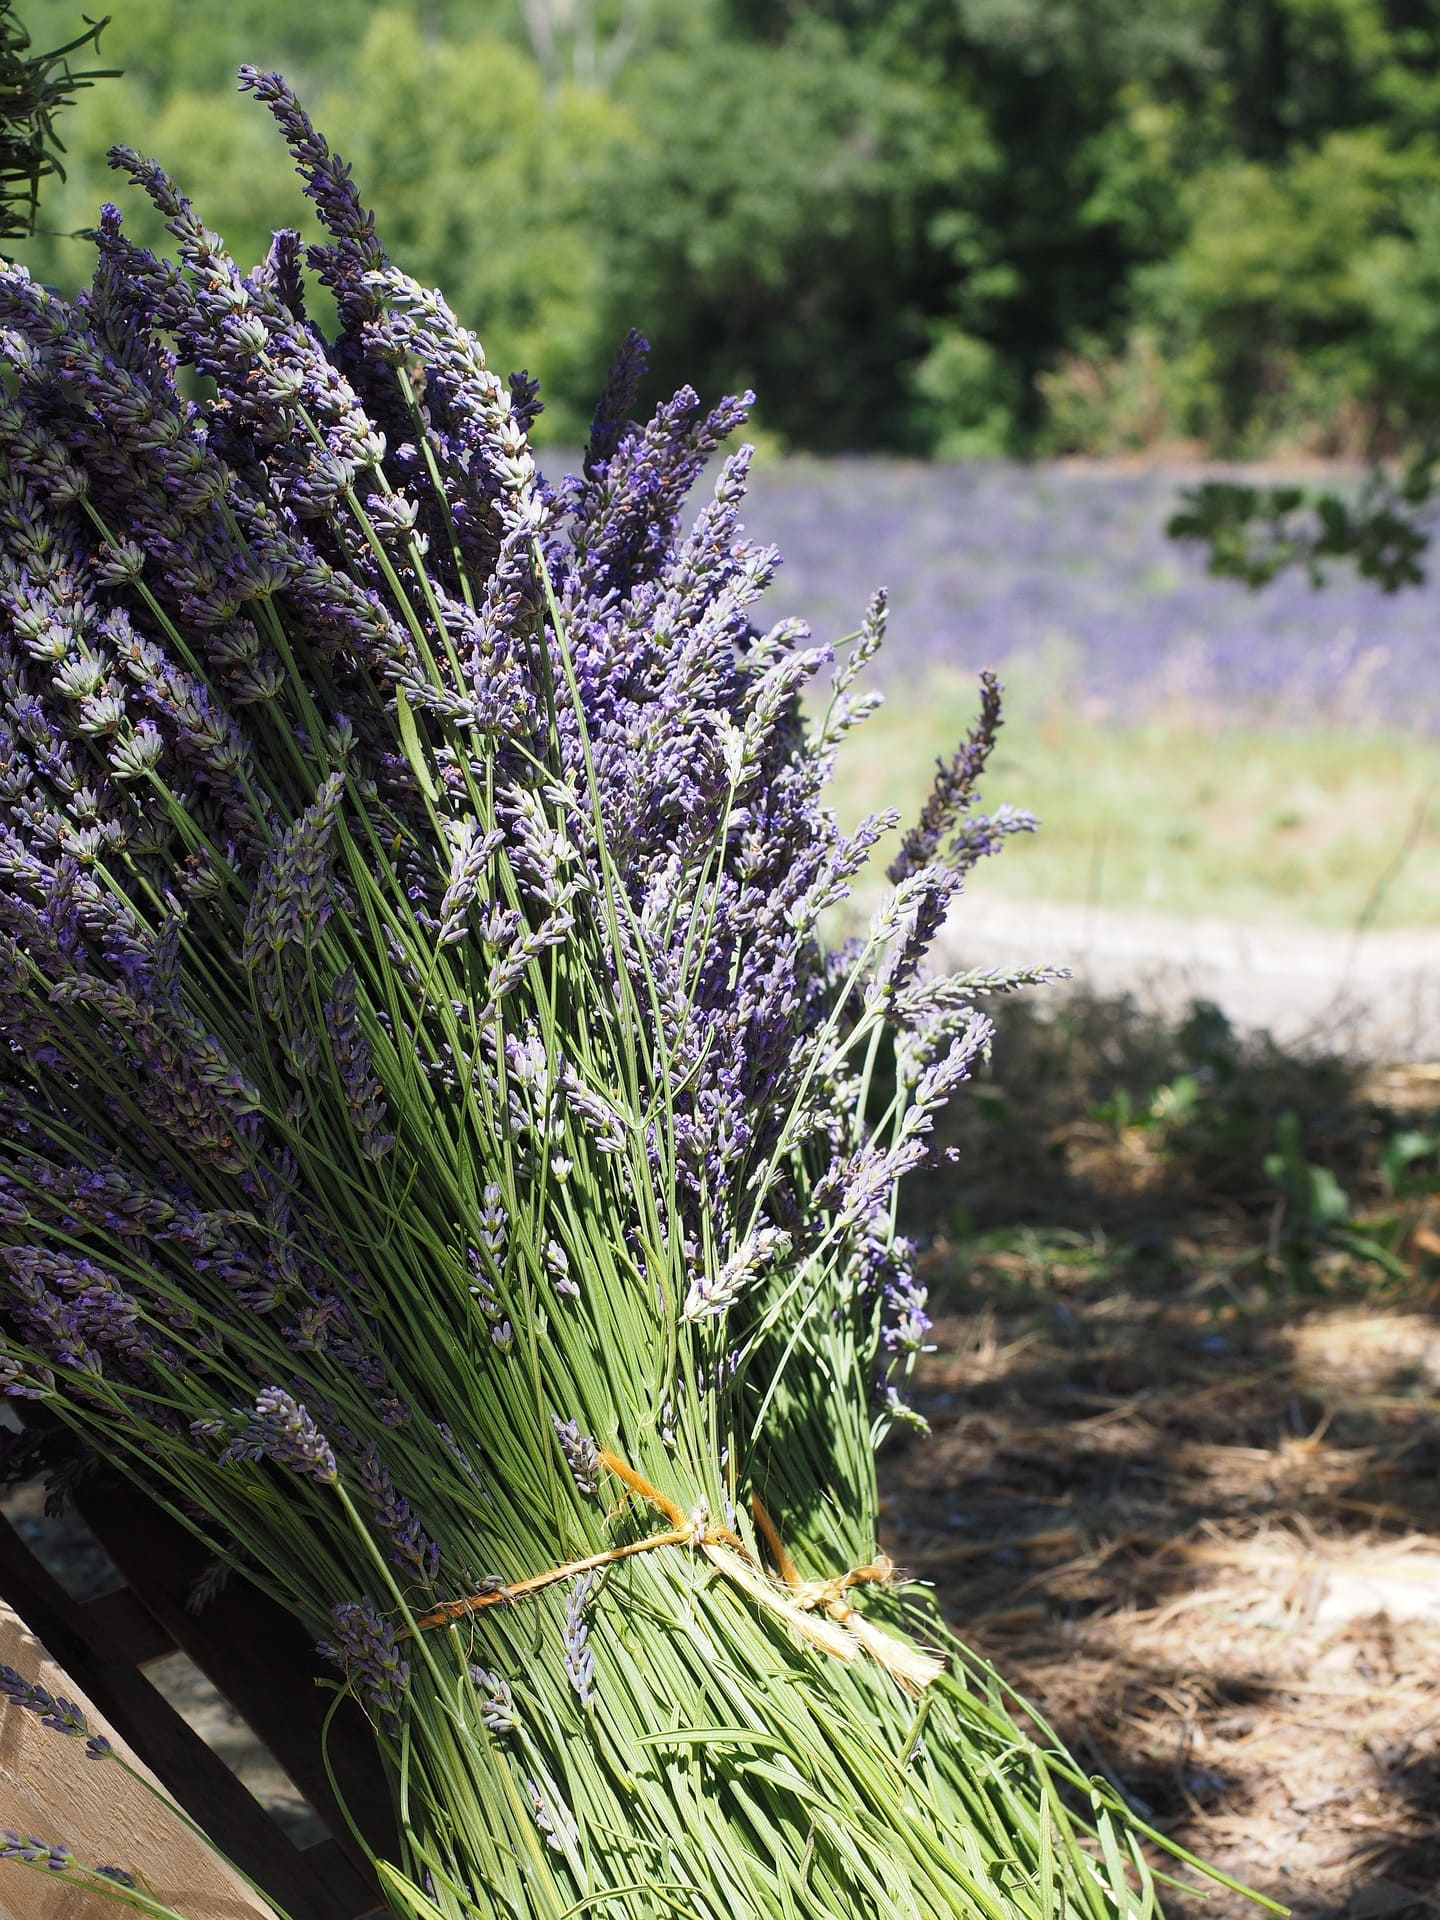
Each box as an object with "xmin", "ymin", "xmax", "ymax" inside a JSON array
[{"xmin": 0, "ymin": 73, "xmax": 1267, "ymax": 1920}]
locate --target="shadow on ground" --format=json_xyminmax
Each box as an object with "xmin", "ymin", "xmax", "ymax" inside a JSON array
[{"xmin": 881, "ymin": 990, "xmax": 1440, "ymax": 1919}]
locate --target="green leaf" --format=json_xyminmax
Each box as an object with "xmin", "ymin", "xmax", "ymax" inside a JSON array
[{"xmin": 394, "ymin": 684, "xmax": 439, "ymax": 804}]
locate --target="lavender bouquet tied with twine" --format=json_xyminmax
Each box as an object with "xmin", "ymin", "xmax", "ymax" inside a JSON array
[{"xmin": 0, "ymin": 73, "xmax": 1259, "ymax": 1920}]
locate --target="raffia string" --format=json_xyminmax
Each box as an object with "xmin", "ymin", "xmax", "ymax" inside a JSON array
[{"xmin": 405, "ymin": 1449, "xmax": 944, "ymax": 1694}]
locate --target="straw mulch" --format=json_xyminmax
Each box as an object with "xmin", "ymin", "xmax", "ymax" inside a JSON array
[{"xmin": 884, "ymin": 1049, "xmax": 1440, "ymax": 1920}]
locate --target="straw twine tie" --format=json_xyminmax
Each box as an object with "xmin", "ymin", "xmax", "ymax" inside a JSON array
[{"xmin": 405, "ymin": 1448, "xmax": 943, "ymax": 1695}]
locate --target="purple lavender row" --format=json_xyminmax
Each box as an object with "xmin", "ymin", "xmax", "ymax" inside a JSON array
[{"xmin": 746, "ymin": 457, "xmax": 1440, "ymax": 730}]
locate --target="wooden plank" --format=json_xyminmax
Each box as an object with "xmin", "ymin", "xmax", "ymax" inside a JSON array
[
  {"xmin": 0, "ymin": 1596, "xmax": 278, "ymax": 1920},
  {"xmin": 76, "ymin": 1482, "xmax": 396, "ymax": 1881},
  {"xmin": 0, "ymin": 1512, "xmax": 370, "ymax": 1920},
  {"xmin": 80, "ymin": 1585, "xmax": 174, "ymax": 1668}
]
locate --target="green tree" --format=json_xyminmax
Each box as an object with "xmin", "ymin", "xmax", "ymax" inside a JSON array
[
  {"xmin": 600, "ymin": 21, "xmax": 997, "ymax": 450},
  {"xmin": 12, "ymin": 0, "xmax": 1440, "ymax": 461},
  {"xmin": 330, "ymin": 10, "xmax": 638, "ymax": 439}
]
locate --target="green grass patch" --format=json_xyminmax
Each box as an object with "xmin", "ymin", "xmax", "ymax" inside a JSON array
[
  {"xmin": 906, "ymin": 986, "xmax": 1440, "ymax": 1308},
  {"xmin": 825, "ymin": 670, "xmax": 1439, "ymax": 929}
]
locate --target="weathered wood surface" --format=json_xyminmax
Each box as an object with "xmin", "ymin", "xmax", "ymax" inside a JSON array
[
  {"xmin": 0, "ymin": 1596, "xmax": 278, "ymax": 1920},
  {"xmin": 0, "ymin": 1500, "xmax": 390, "ymax": 1920},
  {"xmin": 73, "ymin": 1482, "xmax": 396, "ymax": 1885}
]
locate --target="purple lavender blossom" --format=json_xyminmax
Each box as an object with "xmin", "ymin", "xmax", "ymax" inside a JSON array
[
  {"xmin": 323, "ymin": 969, "xmax": 395, "ymax": 1161},
  {"xmin": 236, "ymin": 68, "xmax": 385, "ymax": 331},
  {"xmin": 888, "ymin": 672, "xmax": 1003, "ymax": 885},
  {"xmin": 682, "ymin": 1227, "xmax": 792, "ymax": 1322},
  {"xmin": 562, "ymin": 1570, "xmax": 599, "ymax": 1710},
  {"xmin": 317, "ymin": 1597, "xmax": 409, "ymax": 1735},
  {"xmin": 744, "ymin": 457, "xmax": 1440, "ymax": 732},
  {"xmin": 437, "ymin": 821, "xmax": 503, "ymax": 945},
  {"xmin": 468, "ymin": 1665, "xmax": 516, "ymax": 1733},
  {"xmin": 526, "ymin": 1779, "xmax": 579, "ymax": 1856},
  {"xmin": 355, "ymin": 1443, "xmax": 440, "ymax": 1585},
  {"xmin": 0, "ymin": 1832, "xmax": 76, "ymax": 1872},
  {"xmin": 854, "ymin": 1224, "xmax": 932, "ymax": 1359},
  {"xmin": 583, "ymin": 329, "xmax": 649, "ymax": 483},
  {"xmin": 551, "ymin": 1416, "xmax": 599, "ymax": 1496},
  {"xmin": 0, "ymin": 1352, "xmax": 52, "ymax": 1400},
  {"xmin": 215, "ymin": 1387, "xmax": 338, "ymax": 1484},
  {"xmin": 0, "ymin": 1665, "xmax": 93, "ymax": 1738},
  {"xmin": 476, "ymin": 1184, "xmax": 507, "ymax": 1263},
  {"xmin": 243, "ymin": 775, "xmax": 345, "ymax": 976},
  {"xmin": 545, "ymin": 1239, "xmax": 578, "ymax": 1301}
]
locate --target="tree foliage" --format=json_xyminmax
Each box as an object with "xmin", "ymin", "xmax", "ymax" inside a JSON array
[{"xmin": 11, "ymin": 0, "xmax": 1440, "ymax": 458}]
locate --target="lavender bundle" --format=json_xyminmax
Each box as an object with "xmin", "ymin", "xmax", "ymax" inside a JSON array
[{"xmin": 0, "ymin": 74, "xmax": 1257, "ymax": 1920}]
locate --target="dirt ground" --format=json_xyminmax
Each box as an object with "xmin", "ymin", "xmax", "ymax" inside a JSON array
[
  {"xmin": 881, "ymin": 1274, "xmax": 1440, "ymax": 1918},
  {"xmin": 929, "ymin": 895, "xmax": 1440, "ymax": 1062},
  {"xmin": 878, "ymin": 1005, "xmax": 1440, "ymax": 1919}
]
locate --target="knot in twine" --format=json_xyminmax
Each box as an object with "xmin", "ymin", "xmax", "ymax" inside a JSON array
[{"xmin": 406, "ymin": 1448, "xmax": 943, "ymax": 1695}]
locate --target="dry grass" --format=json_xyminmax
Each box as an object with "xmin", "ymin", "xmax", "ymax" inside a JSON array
[{"xmin": 824, "ymin": 682, "xmax": 1440, "ymax": 930}]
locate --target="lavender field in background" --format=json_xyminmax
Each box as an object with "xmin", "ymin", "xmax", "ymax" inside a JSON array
[{"xmin": 734, "ymin": 459, "xmax": 1440, "ymax": 731}]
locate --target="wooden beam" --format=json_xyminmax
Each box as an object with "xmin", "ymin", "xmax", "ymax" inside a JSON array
[
  {"xmin": 0, "ymin": 1512, "xmax": 373, "ymax": 1920},
  {"xmin": 0, "ymin": 1595, "xmax": 276, "ymax": 1920},
  {"xmin": 75, "ymin": 1482, "xmax": 396, "ymax": 1880}
]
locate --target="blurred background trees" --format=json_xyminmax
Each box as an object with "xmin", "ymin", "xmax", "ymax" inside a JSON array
[{"xmin": 10, "ymin": 0, "xmax": 1440, "ymax": 460}]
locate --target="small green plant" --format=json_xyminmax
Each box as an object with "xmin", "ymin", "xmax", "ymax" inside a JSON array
[
  {"xmin": 1263, "ymin": 1108, "xmax": 1410, "ymax": 1291},
  {"xmin": 1086, "ymin": 1003, "xmax": 1240, "ymax": 1158},
  {"xmin": 0, "ymin": 4, "xmax": 115, "ymax": 245},
  {"xmin": 1092, "ymin": 1070, "xmax": 1202, "ymax": 1138},
  {"xmin": 1379, "ymin": 1126, "xmax": 1440, "ymax": 1201}
]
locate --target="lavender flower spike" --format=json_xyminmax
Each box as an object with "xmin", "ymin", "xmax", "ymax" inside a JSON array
[
  {"xmin": 0, "ymin": 1665, "xmax": 90, "ymax": 1738},
  {"xmin": 215, "ymin": 1388, "xmax": 338, "ymax": 1484},
  {"xmin": 469, "ymin": 1666, "xmax": 516, "ymax": 1734},
  {"xmin": 242, "ymin": 774, "xmax": 346, "ymax": 1004},
  {"xmin": 562, "ymin": 1570, "xmax": 599, "ymax": 1710},
  {"xmin": 551, "ymin": 1415, "xmax": 599, "ymax": 1495},
  {"xmin": 526, "ymin": 1779, "xmax": 579, "ymax": 1856},
  {"xmin": 0, "ymin": 1832, "xmax": 77, "ymax": 1873},
  {"xmin": 323, "ymin": 968, "xmax": 395, "ymax": 1161},
  {"xmin": 888, "ymin": 670, "xmax": 1002, "ymax": 885},
  {"xmin": 318, "ymin": 1598, "xmax": 409, "ymax": 1735},
  {"xmin": 355, "ymin": 1443, "xmax": 440, "ymax": 1584},
  {"xmin": 237, "ymin": 66, "xmax": 385, "ymax": 325},
  {"xmin": 682, "ymin": 1226, "xmax": 792, "ymax": 1322}
]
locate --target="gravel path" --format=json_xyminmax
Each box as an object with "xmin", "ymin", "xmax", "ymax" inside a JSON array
[{"xmin": 934, "ymin": 896, "xmax": 1440, "ymax": 1060}]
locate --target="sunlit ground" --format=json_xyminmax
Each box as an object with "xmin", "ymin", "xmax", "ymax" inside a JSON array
[{"xmin": 884, "ymin": 994, "xmax": 1440, "ymax": 1916}]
